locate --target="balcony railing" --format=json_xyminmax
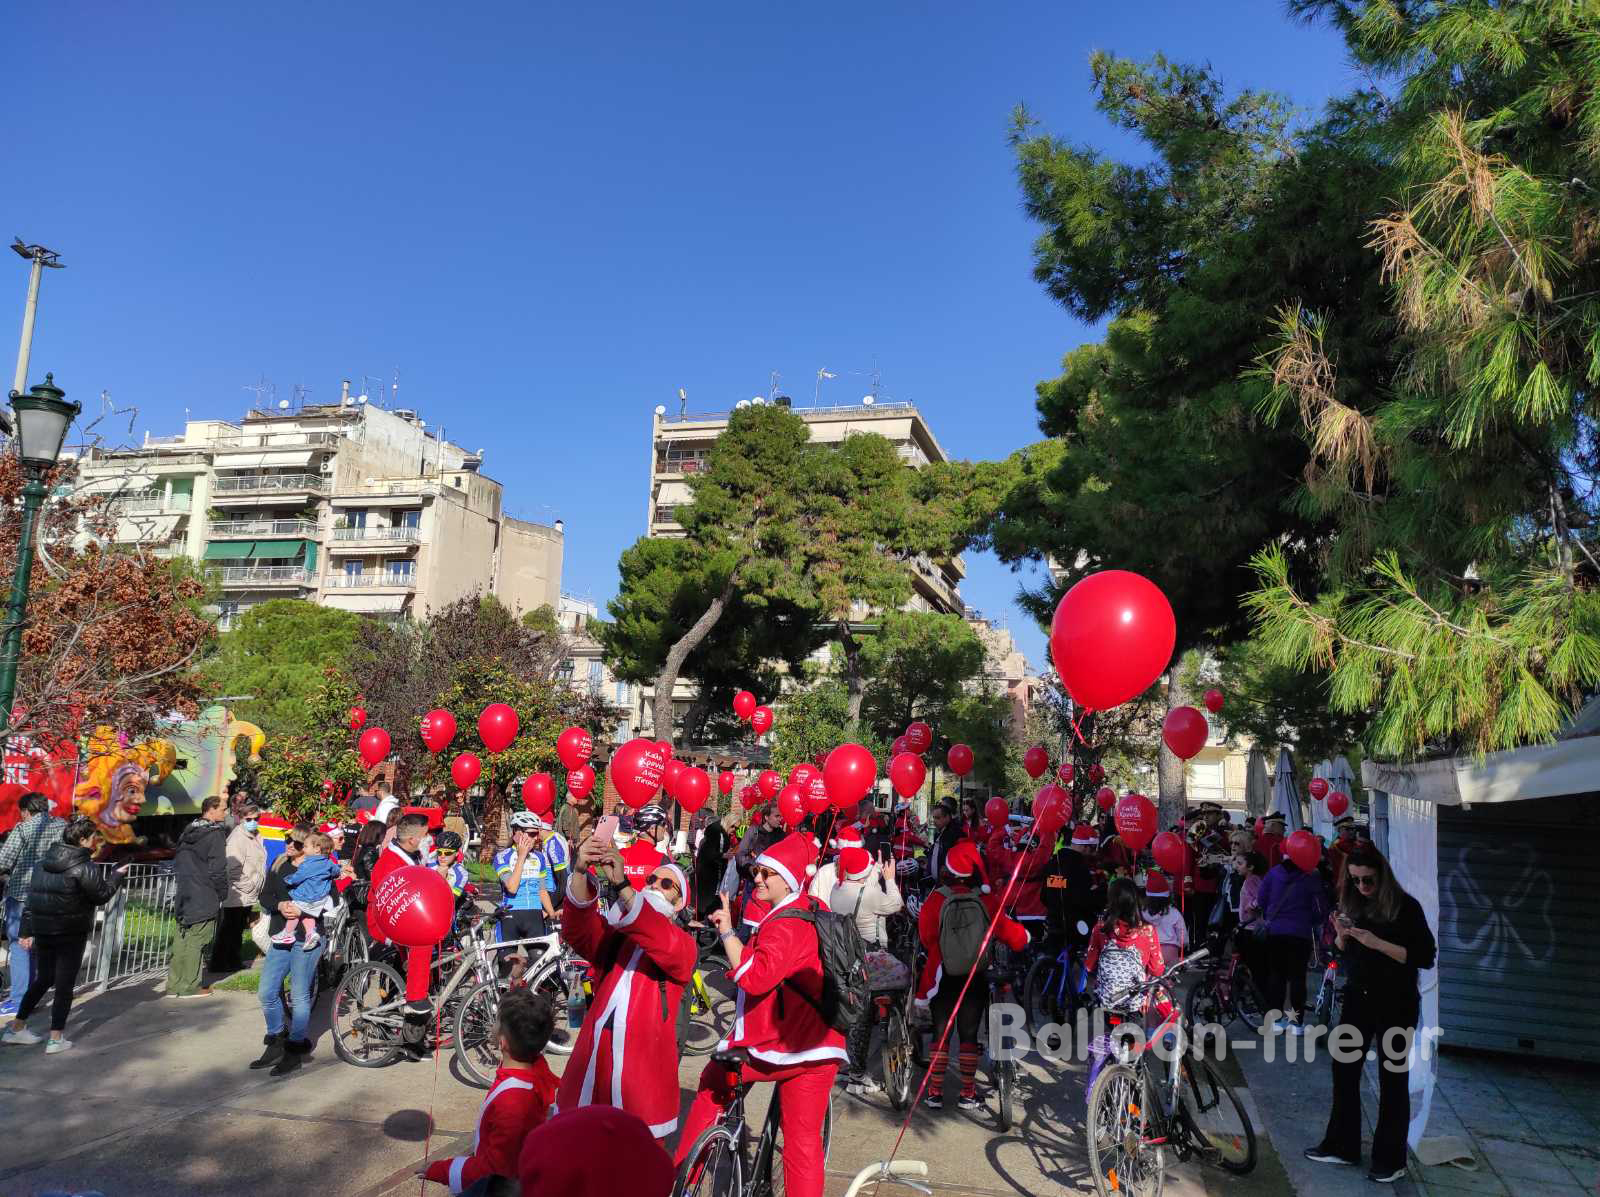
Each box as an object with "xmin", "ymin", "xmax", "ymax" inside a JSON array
[
  {"xmin": 213, "ymin": 473, "xmax": 327, "ymax": 494},
  {"xmin": 208, "ymin": 519, "xmax": 318, "ymax": 538},
  {"xmin": 332, "ymin": 525, "xmax": 421, "ymax": 544},
  {"xmin": 205, "ymin": 565, "xmax": 314, "ymax": 587},
  {"xmin": 106, "ymin": 490, "xmax": 193, "ymax": 515},
  {"xmin": 211, "ymin": 431, "xmax": 343, "ymax": 449},
  {"xmin": 652, "ymin": 504, "xmax": 685, "ymax": 526},
  {"xmin": 326, "ymin": 571, "xmax": 417, "ymax": 589}
]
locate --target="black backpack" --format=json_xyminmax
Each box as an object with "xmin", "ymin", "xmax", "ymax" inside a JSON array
[{"xmin": 769, "ymin": 899, "xmax": 870, "ymax": 1032}]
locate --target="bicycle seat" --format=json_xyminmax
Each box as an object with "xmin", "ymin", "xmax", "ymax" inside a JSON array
[{"xmin": 711, "ymin": 1048, "xmax": 750, "ymax": 1070}]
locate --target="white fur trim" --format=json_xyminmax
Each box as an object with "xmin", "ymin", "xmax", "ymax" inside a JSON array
[
  {"xmin": 754, "ymin": 851, "xmax": 799, "ymax": 894},
  {"xmin": 646, "ymin": 1115, "xmax": 679, "ymax": 1139},
  {"xmin": 749, "ymin": 1045, "xmax": 849, "ymax": 1066},
  {"xmin": 577, "ymin": 945, "xmax": 643, "ymax": 1108},
  {"xmin": 447, "ymin": 1157, "xmax": 467, "ymax": 1194},
  {"xmin": 564, "ymin": 876, "xmax": 599, "ymax": 908}
]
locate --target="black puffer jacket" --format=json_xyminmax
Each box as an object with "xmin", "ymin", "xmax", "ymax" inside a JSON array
[
  {"xmin": 22, "ymin": 842, "xmax": 121, "ymax": 938},
  {"xmin": 173, "ymin": 818, "xmax": 228, "ymax": 927}
]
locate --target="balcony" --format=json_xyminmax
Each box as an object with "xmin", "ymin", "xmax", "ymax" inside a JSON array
[
  {"xmin": 212, "ymin": 473, "xmax": 328, "ymax": 496},
  {"xmin": 326, "ymin": 570, "xmax": 417, "ymax": 590},
  {"xmin": 211, "ymin": 431, "xmax": 343, "ymax": 449},
  {"xmin": 106, "ymin": 489, "xmax": 193, "ymax": 515},
  {"xmin": 329, "ymin": 525, "xmax": 422, "ymax": 550},
  {"xmin": 206, "ymin": 565, "xmax": 315, "ymax": 588},
  {"xmin": 208, "ymin": 519, "xmax": 318, "ymax": 539}
]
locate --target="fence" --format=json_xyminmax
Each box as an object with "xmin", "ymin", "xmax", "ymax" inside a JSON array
[{"xmin": 77, "ymin": 861, "xmax": 178, "ymax": 993}]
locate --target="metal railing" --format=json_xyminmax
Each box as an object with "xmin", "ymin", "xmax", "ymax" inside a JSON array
[
  {"xmin": 78, "ymin": 862, "xmax": 177, "ymax": 993},
  {"xmin": 206, "ymin": 565, "xmax": 315, "ymax": 586},
  {"xmin": 332, "ymin": 524, "xmax": 421, "ymax": 543},
  {"xmin": 213, "ymin": 472, "xmax": 328, "ymax": 493},
  {"xmin": 660, "ymin": 400, "xmax": 915, "ymax": 423},
  {"xmin": 209, "ymin": 518, "xmax": 318, "ymax": 538},
  {"xmin": 326, "ymin": 570, "xmax": 416, "ymax": 588},
  {"xmin": 211, "ymin": 430, "xmax": 343, "ymax": 449}
]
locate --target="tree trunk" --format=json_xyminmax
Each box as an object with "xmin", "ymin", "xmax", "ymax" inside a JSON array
[
  {"xmin": 652, "ymin": 575, "xmax": 737, "ymax": 743},
  {"xmin": 478, "ymin": 780, "xmax": 507, "ymax": 864},
  {"xmin": 1156, "ymin": 669, "xmax": 1189, "ymax": 831},
  {"xmin": 838, "ymin": 622, "xmax": 865, "ymax": 726},
  {"xmin": 683, "ymin": 691, "xmax": 713, "ymax": 749}
]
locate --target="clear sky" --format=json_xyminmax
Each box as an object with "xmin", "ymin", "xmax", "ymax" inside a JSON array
[{"xmin": 10, "ymin": 2, "xmax": 1357, "ymax": 669}]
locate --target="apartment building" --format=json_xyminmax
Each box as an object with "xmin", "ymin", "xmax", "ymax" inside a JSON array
[
  {"xmin": 967, "ymin": 612, "xmax": 1042, "ymax": 738},
  {"xmin": 558, "ymin": 593, "xmax": 638, "ymax": 743},
  {"xmin": 76, "ymin": 393, "xmax": 562, "ymax": 628}
]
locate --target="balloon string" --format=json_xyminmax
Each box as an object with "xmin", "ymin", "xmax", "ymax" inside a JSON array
[
  {"xmin": 420, "ymin": 982, "xmax": 444, "ymax": 1196},
  {"xmin": 1068, "ymin": 707, "xmax": 1091, "ymax": 750}
]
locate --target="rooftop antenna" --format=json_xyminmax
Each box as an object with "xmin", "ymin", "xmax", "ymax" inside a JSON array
[
  {"xmin": 677, "ymin": 387, "xmax": 687, "ymax": 417},
  {"xmin": 769, "ymin": 370, "xmax": 781, "ymax": 401},
  {"xmin": 391, "ymin": 367, "xmax": 400, "ymax": 407},
  {"xmin": 243, "ymin": 374, "xmax": 271, "ymax": 412},
  {"xmin": 292, "ymin": 382, "xmax": 311, "ymax": 411},
  {"xmin": 815, "ymin": 367, "xmax": 836, "ymax": 406}
]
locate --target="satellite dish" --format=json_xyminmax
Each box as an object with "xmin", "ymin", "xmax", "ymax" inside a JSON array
[
  {"xmin": 654, "ymin": 404, "xmax": 667, "ymax": 415},
  {"xmin": 278, "ymin": 399, "xmax": 290, "ymax": 410},
  {"xmin": 752, "ymin": 397, "xmax": 766, "ymax": 406},
  {"xmin": 357, "ymin": 395, "xmax": 368, "ymax": 405},
  {"xmin": 862, "ymin": 396, "xmax": 875, "ymax": 405}
]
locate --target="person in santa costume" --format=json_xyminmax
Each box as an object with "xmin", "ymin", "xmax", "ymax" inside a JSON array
[
  {"xmin": 619, "ymin": 805, "xmax": 671, "ymax": 888},
  {"xmin": 915, "ymin": 840, "xmax": 1028, "ymax": 1110},
  {"xmin": 366, "ymin": 812, "xmax": 435, "ymax": 1017},
  {"xmin": 520, "ymin": 1105, "xmax": 675, "ymax": 1197},
  {"xmin": 807, "ymin": 824, "xmax": 863, "ymax": 901},
  {"xmin": 678, "ymin": 832, "xmax": 846, "ymax": 1197},
  {"xmin": 556, "ymin": 829, "xmax": 696, "ymax": 1140},
  {"xmin": 986, "ymin": 819, "xmax": 1054, "ymax": 944}
]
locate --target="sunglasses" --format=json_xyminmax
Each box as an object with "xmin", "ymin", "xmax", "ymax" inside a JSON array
[
  {"xmin": 1348, "ymin": 871, "xmax": 1378, "ymax": 890},
  {"xmin": 752, "ymin": 866, "xmax": 779, "ymax": 882},
  {"xmin": 647, "ymin": 874, "xmax": 681, "ymax": 895},
  {"xmin": 288, "ymin": 839, "xmax": 306, "ymax": 849}
]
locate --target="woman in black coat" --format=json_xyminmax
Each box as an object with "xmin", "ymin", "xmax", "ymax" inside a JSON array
[{"xmin": 1, "ymin": 817, "xmax": 123, "ymax": 1052}]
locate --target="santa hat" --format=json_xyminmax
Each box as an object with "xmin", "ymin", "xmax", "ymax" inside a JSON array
[
  {"xmin": 838, "ymin": 846, "xmax": 871, "ymax": 882},
  {"xmin": 319, "ymin": 821, "xmax": 345, "ymax": 838},
  {"xmin": 944, "ymin": 840, "xmax": 990, "ymax": 893},
  {"xmin": 520, "ymin": 1106, "xmax": 674, "ymax": 1197},
  {"xmin": 1071, "ymin": 823, "xmax": 1097, "ymax": 847},
  {"xmin": 1145, "ymin": 871, "xmax": 1172, "ymax": 898},
  {"xmin": 754, "ymin": 831, "xmax": 819, "ymax": 894},
  {"xmin": 832, "ymin": 825, "xmax": 864, "ymax": 849}
]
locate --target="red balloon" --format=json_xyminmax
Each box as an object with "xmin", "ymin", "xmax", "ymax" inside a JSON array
[
  {"xmin": 358, "ymin": 727, "xmax": 390, "ymax": 769},
  {"xmin": 609, "ymin": 737, "xmax": 666, "ymax": 809},
  {"xmin": 677, "ymin": 767, "xmax": 711, "ymax": 814},
  {"xmin": 557, "ymin": 726, "xmax": 594, "ymax": 770},
  {"xmin": 1088, "ymin": 764, "xmax": 1105, "ymax": 785},
  {"xmin": 1161, "ymin": 706, "xmax": 1210, "ymax": 761},
  {"xmin": 450, "ymin": 751, "xmax": 481, "ymax": 790},
  {"xmin": 1057, "ymin": 762, "xmax": 1075, "ymax": 785},
  {"xmin": 1308, "ymin": 777, "xmax": 1329, "ymax": 801},
  {"xmin": 655, "ymin": 739, "xmax": 674, "ymax": 758},
  {"xmin": 891, "ymin": 735, "xmax": 910, "ymax": 756},
  {"xmin": 789, "ymin": 763, "xmax": 820, "ymax": 791},
  {"xmin": 889, "ymin": 751, "xmax": 926, "ymax": 799},
  {"xmin": 566, "ymin": 765, "xmax": 596, "ymax": 800},
  {"xmin": 802, "ymin": 777, "xmax": 831, "ymax": 816},
  {"xmin": 1203, "ymin": 688, "xmax": 1224, "ymax": 714},
  {"xmin": 904, "ymin": 722, "xmax": 933, "ymax": 754},
  {"xmin": 1051, "ymin": 570, "xmax": 1176, "ymax": 711},
  {"xmin": 1286, "ymin": 829, "xmax": 1321, "ymax": 872},
  {"xmin": 733, "ymin": 690, "xmax": 758, "ymax": 720},
  {"xmin": 946, "ymin": 743, "xmax": 974, "ymax": 777},
  {"xmin": 1095, "ymin": 785, "xmax": 1117, "ymax": 812},
  {"xmin": 522, "ymin": 773, "xmax": 555, "ymax": 816},
  {"xmin": 420, "ymin": 709, "xmax": 456, "ymax": 754},
  {"xmin": 662, "ymin": 758, "xmax": 685, "ymax": 799},
  {"xmin": 717, "ymin": 770, "xmax": 736, "ymax": 796},
  {"xmin": 478, "ymin": 703, "xmax": 519, "ymax": 754},
  {"xmin": 367, "ymin": 865, "xmax": 453, "ymax": 947},
  {"xmin": 1326, "ymin": 791, "xmax": 1350, "ymax": 818},
  {"xmin": 984, "ymin": 796, "xmax": 1011, "ymax": 830},
  {"xmin": 776, "ymin": 784, "xmax": 806, "ymax": 827},
  {"xmin": 739, "ymin": 785, "xmax": 763, "ymax": 811},
  {"xmin": 349, "ymin": 706, "xmax": 367, "ymax": 731},
  {"xmin": 1023, "ymin": 745, "xmax": 1049, "ymax": 779},
  {"xmin": 824, "ymin": 743, "xmax": 878, "ymax": 807},
  {"xmin": 1114, "ymin": 793, "xmax": 1158, "ymax": 854},
  {"xmin": 757, "ymin": 769, "xmax": 782, "ymax": 800},
  {"xmin": 750, "ymin": 706, "xmax": 774, "ymax": 736},
  {"xmin": 1151, "ymin": 831, "xmax": 1189, "ymax": 877},
  {"xmin": 1032, "ymin": 784, "xmax": 1069, "ymax": 838}
]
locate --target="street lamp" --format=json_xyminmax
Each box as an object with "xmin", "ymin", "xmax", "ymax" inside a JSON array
[{"xmin": 0, "ymin": 373, "xmax": 80, "ymax": 734}]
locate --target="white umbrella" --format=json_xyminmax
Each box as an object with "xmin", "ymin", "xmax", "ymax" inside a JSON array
[
  {"xmin": 1269, "ymin": 747, "xmax": 1305, "ymax": 832},
  {"xmin": 1309, "ymin": 759, "xmax": 1335, "ymax": 842},
  {"xmin": 1244, "ymin": 747, "xmax": 1272, "ymax": 820}
]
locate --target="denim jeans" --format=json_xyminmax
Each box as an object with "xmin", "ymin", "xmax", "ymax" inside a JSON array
[
  {"xmin": 4, "ymin": 897, "xmax": 29, "ymax": 1010},
  {"xmin": 258, "ymin": 939, "xmax": 325, "ymax": 1042}
]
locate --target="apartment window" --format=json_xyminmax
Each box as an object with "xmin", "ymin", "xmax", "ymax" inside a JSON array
[
  {"xmin": 587, "ymin": 660, "xmax": 603, "ymax": 694},
  {"xmin": 389, "ymin": 559, "xmax": 415, "ymax": 583},
  {"xmin": 614, "ymin": 681, "xmax": 628, "ymax": 705},
  {"xmin": 398, "ymin": 508, "xmax": 421, "ymax": 529},
  {"xmin": 348, "ymin": 509, "xmax": 368, "ymax": 528},
  {"xmin": 216, "ymin": 602, "xmax": 240, "ymax": 632},
  {"xmin": 344, "ymin": 560, "xmax": 364, "ymax": 578}
]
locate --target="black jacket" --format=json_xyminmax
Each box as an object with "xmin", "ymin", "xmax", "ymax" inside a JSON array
[
  {"xmin": 173, "ymin": 818, "xmax": 228, "ymax": 927},
  {"xmin": 22, "ymin": 842, "xmax": 121, "ymax": 938},
  {"xmin": 927, "ymin": 821, "xmax": 962, "ymax": 880}
]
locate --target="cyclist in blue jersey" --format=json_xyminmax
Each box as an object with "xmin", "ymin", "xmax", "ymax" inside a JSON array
[
  {"xmin": 541, "ymin": 821, "xmax": 572, "ymax": 909},
  {"xmin": 496, "ymin": 812, "xmax": 558, "ymax": 958}
]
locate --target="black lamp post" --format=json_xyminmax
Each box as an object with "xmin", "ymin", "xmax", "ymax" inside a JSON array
[{"xmin": 0, "ymin": 373, "xmax": 80, "ymax": 733}]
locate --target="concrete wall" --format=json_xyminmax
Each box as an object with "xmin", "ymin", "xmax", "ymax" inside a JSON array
[
  {"xmin": 496, "ymin": 518, "xmax": 563, "ymax": 615},
  {"xmin": 418, "ymin": 487, "xmax": 500, "ymax": 614}
]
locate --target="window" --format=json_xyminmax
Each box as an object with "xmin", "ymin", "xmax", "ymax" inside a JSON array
[
  {"xmin": 588, "ymin": 660, "xmax": 603, "ymax": 695},
  {"xmin": 388, "ymin": 559, "xmax": 415, "ymax": 583},
  {"xmin": 216, "ymin": 602, "xmax": 240, "ymax": 632},
  {"xmin": 347, "ymin": 510, "xmax": 367, "ymax": 529},
  {"xmin": 614, "ymin": 681, "xmax": 628, "ymax": 705},
  {"xmin": 398, "ymin": 508, "xmax": 421, "ymax": 529},
  {"xmin": 344, "ymin": 560, "xmax": 364, "ymax": 578}
]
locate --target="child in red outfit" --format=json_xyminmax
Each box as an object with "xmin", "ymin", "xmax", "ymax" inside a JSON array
[{"xmin": 421, "ymin": 989, "xmax": 559, "ymax": 1194}]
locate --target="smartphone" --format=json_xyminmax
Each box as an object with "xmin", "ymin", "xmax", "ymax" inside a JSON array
[{"xmin": 594, "ymin": 815, "xmax": 619, "ymax": 846}]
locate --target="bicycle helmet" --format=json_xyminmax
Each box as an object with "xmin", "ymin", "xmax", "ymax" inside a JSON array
[
  {"xmin": 634, "ymin": 804, "xmax": 671, "ymax": 831},
  {"xmin": 509, "ymin": 810, "xmax": 546, "ymax": 832},
  {"xmin": 434, "ymin": 830, "xmax": 463, "ymax": 853}
]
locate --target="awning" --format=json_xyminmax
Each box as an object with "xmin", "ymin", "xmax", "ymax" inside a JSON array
[
  {"xmin": 213, "ymin": 449, "xmax": 317, "ymax": 470},
  {"xmin": 1364, "ymin": 737, "xmax": 1600, "ymax": 806},
  {"xmin": 324, "ymin": 593, "xmax": 408, "ymax": 613},
  {"xmin": 203, "ymin": 541, "xmax": 256, "ymax": 560},
  {"xmin": 248, "ymin": 539, "xmax": 310, "ymax": 560}
]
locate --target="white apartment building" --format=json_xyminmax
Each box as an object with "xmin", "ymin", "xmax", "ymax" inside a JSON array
[
  {"xmin": 76, "ymin": 391, "xmax": 562, "ymax": 628},
  {"xmin": 966, "ymin": 611, "xmax": 1042, "ymax": 738},
  {"xmin": 558, "ymin": 593, "xmax": 637, "ymax": 742}
]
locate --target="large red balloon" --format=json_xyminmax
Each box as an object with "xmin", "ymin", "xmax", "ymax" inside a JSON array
[
  {"xmin": 1151, "ymin": 831, "xmax": 1189, "ymax": 878},
  {"xmin": 946, "ymin": 743, "xmax": 974, "ymax": 777},
  {"xmin": 557, "ymin": 726, "xmax": 593, "ymax": 770},
  {"xmin": 776, "ymin": 784, "xmax": 806, "ymax": 827},
  {"xmin": 478, "ymin": 703, "xmax": 519, "ymax": 754},
  {"xmin": 904, "ymin": 722, "xmax": 933, "ymax": 754},
  {"xmin": 1326, "ymin": 791, "xmax": 1350, "ymax": 818},
  {"xmin": 420, "ymin": 709, "xmax": 456, "ymax": 754},
  {"xmin": 358, "ymin": 727, "xmax": 391, "ymax": 769},
  {"xmin": 566, "ymin": 764, "xmax": 596, "ymax": 800},
  {"xmin": 1162, "ymin": 706, "xmax": 1210, "ymax": 761},
  {"xmin": 1056, "ymin": 762, "xmax": 1075, "ymax": 785},
  {"xmin": 655, "ymin": 739, "xmax": 674, "ymax": 759},
  {"xmin": 677, "ymin": 767, "xmax": 711, "ymax": 814},
  {"xmin": 450, "ymin": 751, "xmax": 481, "ymax": 790},
  {"xmin": 662, "ymin": 758, "xmax": 685, "ymax": 800},
  {"xmin": 1203, "ymin": 688, "xmax": 1224, "ymax": 714},
  {"xmin": 757, "ymin": 770, "xmax": 782, "ymax": 800},
  {"xmin": 368, "ymin": 865, "xmax": 454, "ymax": 947},
  {"xmin": 1114, "ymin": 793, "xmax": 1158, "ymax": 854},
  {"xmin": 985, "ymin": 796, "xmax": 1011, "ymax": 831},
  {"xmin": 522, "ymin": 773, "xmax": 555, "ymax": 816},
  {"xmin": 1308, "ymin": 778, "xmax": 1329, "ymax": 801},
  {"xmin": 1023, "ymin": 745, "xmax": 1049, "ymax": 779},
  {"xmin": 750, "ymin": 706, "xmax": 774, "ymax": 735},
  {"xmin": 609, "ymin": 738, "xmax": 666, "ymax": 808},
  {"xmin": 739, "ymin": 785, "xmax": 762, "ymax": 811},
  {"xmin": 733, "ymin": 690, "xmax": 757, "ymax": 720},
  {"xmin": 802, "ymin": 777, "xmax": 831, "ymax": 816},
  {"xmin": 1285, "ymin": 829, "xmax": 1321, "ymax": 872},
  {"xmin": 349, "ymin": 706, "xmax": 367, "ymax": 731},
  {"xmin": 789, "ymin": 763, "xmax": 820, "ymax": 791},
  {"xmin": 1051, "ymin": 570, "xmax": 1177, "ymax": 712},
  {"xmin": 824, "ymin": 743, "xmax": 878, "ymax": 807},
  {"xmin": 717, "ymin": 770, "xmax": 736, "ymax": 796},
  {"xmin": 891, "ymin": 735, "xmax": 910, "ymax": 756},
  {"xmin": 1095, "ymin": 785, "xmax": 1117, "ymax": 812},
  {"xmin": 888, "ymin": 751, "xmax": 926, "ymax": 799}
]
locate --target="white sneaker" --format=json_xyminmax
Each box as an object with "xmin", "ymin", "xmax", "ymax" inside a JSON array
[
  {"xmin": 3, "ymin": 1026, "xmax": 42, "ymax": 1045},
  {"xmin": 44, "ymin": 1038, "xmax": 72, "ymax": 1054}
]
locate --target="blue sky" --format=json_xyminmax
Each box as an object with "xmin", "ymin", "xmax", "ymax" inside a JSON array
[{"xmin": 10, "ymin": 2, "xmax": 1357, "ymax": 668}]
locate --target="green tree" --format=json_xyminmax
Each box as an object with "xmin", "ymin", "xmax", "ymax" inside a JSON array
[
  {"xmin": 857, "ymin": 611, "xmax": 986, "ymax": 742},
  {"xmin": 205, "ymin": 599, "xmax": 363, "ymax": 735},
  {"xmin": 253, "ymin": 668, "xmax": 367, "ymax": 822},
  {"xmin": 768, "ymin": 678, "xmax": 888, "ymax": 777}
]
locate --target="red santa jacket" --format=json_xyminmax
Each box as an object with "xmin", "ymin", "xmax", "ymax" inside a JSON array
[
  {"xmin": 619, "ymin": 840, "xmax": 666, "ymax": 889},
  {"xmin": 914, "ymin": 883, "xmax": 1029, "ymax": 1003},
  {"xmin": 721, "ymin": 893, "xmax": 848, "ymax": 1067},
  {"xmin": 556, "ymin": 882, "xmax": 697, "ymax": 1138},
  {"xmin": 424, "ymin": 1060, "xmax": 558, "ymax": 1193},
  {"xmin": 987, "ymin": 837, "xmax": 1052, "ymax": 921},
  {"xmin": 364, "ymin": 841, "xmax": 420, "ymax": 943},
  {"xmin": 1258, "ymin": 832, "xmax": 1284, "ymax": 872}
]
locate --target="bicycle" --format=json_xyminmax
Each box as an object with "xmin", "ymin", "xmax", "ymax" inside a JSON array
[
  {"xmin": 677, "ymin": 926, "xmax": 734, "ymax": 1057},
  {"xmin": 1310, "ymin": 953, "xmax": 1343, "ymax": 1028},
  {"xmin": 983, "ymin": 942, "xmax": 1025, "ymax": 1132},
  {"xmin": 316, "ymin": 898, "xmax": 369, "ymax": 990},
  {"xmin": 1085, "ymin": 948, "xmax": 1257, "ymax": 1197},
  {"xmin": 1183, "ymin": 931, "xmax": 1265, "ymax": 1031},
  {"xmin": 672, "ymin": 1047, "xmax": 834, "ymax": 1197},
  {"xmin": 841, "ymin": 1160, "xmax": 930, "ymax": 1197},
  {"xmin": 1023, "ymin": 919, "xmax": 1091, "ymax": 1036}
]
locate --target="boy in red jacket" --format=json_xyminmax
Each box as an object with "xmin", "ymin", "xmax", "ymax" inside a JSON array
[{"xmin": 421, "ymin": 988, "xmax": 559, "ymax": 1194}]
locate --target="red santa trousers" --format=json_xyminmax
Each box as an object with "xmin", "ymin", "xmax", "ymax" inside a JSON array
[{"xmin": 675, "ymin": 1056, "xmax": 838, "ymax": 1197}]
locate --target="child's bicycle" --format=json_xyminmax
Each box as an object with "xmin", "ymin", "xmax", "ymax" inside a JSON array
[
  {"xmin": 1310, "ymin": 952, "xmax": 1344, "ymax": 1028},
  {"xmin": 1182, "ymin": 930, "xmax": 1265, "ymax": 1031},
  {"xmin": 1023, "ymin": 919, "xmax": 1092, "ymax": 1037}
]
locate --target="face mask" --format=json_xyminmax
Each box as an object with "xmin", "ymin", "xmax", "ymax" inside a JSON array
[{"xmin": 242, "ymin": 819, "xmax": 258, "ymax": 833}]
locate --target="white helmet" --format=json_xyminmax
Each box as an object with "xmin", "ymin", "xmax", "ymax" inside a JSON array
[{"xmin": 509, "ymin": 811, "xmax": 548, "ymax": 832}]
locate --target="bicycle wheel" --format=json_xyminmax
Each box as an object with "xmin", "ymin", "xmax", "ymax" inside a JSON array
[
  {"xmin": 525, "ymin": 960, "xmax": 577, "ymax": 1056},
  {"xmin": 1086, "ymin": 1061, "xmax": 1165, "ymax": 1197},
  {"xmin": 678, "ymin": 979, "xmax": 732, "ymax": 1056},
  {"xmin": 1178, "ymin": 1056, "xmax": 1256, "ymax": 1174},
  {"xmin": 882, "ymin": 1004, "xmax": 915, "ymax": 1111},
  {"xmin": 996, "ymin": 1058, "xmax": 1017, "ymax": 1132},
  {"xmin": 331, "ymin": 960, "xmax": 407, "ymax": 1068},
  {"xmin": 1185, "ymin": 978, "xmax": 1222, "ymax": 1030},
  {"xmin": 453, "ymin": 980, "xmax": 502, "ymax": 1089},
  {"xmin": 673, "ymin": 1124, "xmax": 743, "ymax": 1197},
  {"xmin": 1023, "ymin": 955, "xmax": 1065, "ymax": 1032},
  {"xmin": 1232, "ymin": 966, "xmax": 1266, "ymax": 1030}
]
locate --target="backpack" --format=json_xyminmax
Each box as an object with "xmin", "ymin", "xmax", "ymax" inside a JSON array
[
  {"xmin": 935, "ymin": 886, "xmax": 991, "ymax": 975},
  {"xmin": 769, "ymin": 899, "xmax": 870, "ymax": 1033},
  {"xmin": 1095, "ymin": 925, "xmax": 1151, "ymax": 1012}
]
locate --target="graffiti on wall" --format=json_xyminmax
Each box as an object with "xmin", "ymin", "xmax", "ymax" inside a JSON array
[{"xmin": 1442, "ymin": 841, "xmax": 1555, "ymax": 971}]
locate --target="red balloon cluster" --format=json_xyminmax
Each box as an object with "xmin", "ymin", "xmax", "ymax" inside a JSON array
[
  {"xmin": 1162, "ymin": 706, "xmax": 1209, "ymax": 761},
  {"xmin": 522, "ymin": 773, "xmax": 555, "ymax": 816},
  {"xmin": 420, "ymin": 709, "xmax": 456, "ymax": 754},
  {"xmin": 904, "ymin": 722, "xmax": 933, "ymax": 754},
  {"xmin": 557, "ymin": 726, "xmax": 594, "ymax": 770},
  {"xmin": 892, "ymin": 735, "xmax": 910, "ymax": 756},
  {"xmin": 802, "ymin": 774, "xmax": 831, "ymax": 816},
  {"xmin": 946, "ymin": 743, "xmax": 974, "ymax": 777},
  {"xmin": 889, "ymin": 751, "xmax": 926, "ymax": 798},
  {"xmin": 358, "ymin": 727, "xmax": 391, "ymax": 769},
  {"xmin": 609, "ymin": 738, "xmax": 666, "ymax": 808},
  {"xmin": 368, "ymin": 866, "xmax": 454, "ymax": 947},
  {"xmin": 1285, "ymin": 829, "xmax": 1321, "ymax": 872},
  {"xmin": 1023, "ymin": 745, "xmax": 1049, "ymax": 779},
  {"xmin": 1114, "ymin": 792, "xmax": 1157, "ymax": 853},
  {"xmin": 1051, "ymin": 570, "xmax": 1176, "ymax": 712},
  {"xmin": 663, "ymin": 758, "xmax": 685, "ymax": 799},
  {"xmin": 566, "ymin": 765, "xmax": 596, "ymax": 800}
]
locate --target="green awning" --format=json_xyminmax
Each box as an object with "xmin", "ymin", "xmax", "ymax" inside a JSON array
[
  {"xmin": 250, "ymin": 539, "xmax": 308, "ymax": 560},
  {"xmin": 305, "ymin": 542, "xmax": 317, "ymax": 570},
  {"xmin": 203, "ymin": 541, "xmax": 256, "ymax": 560}
]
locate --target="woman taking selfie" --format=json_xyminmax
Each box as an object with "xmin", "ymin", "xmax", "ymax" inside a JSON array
[{"xmin": 1305, "ymin": 846, "xmax": 1436, "ymax": 1185}]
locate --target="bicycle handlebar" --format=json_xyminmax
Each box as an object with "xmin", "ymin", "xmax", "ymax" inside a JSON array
[{"xmin": 843, "ymin": 1161, "xmax": 931, "ymax": 1197}]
